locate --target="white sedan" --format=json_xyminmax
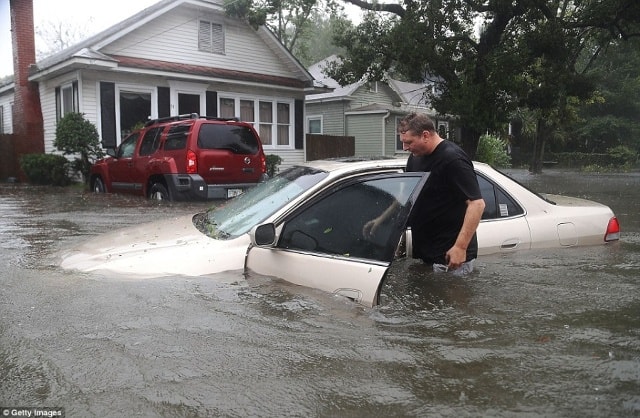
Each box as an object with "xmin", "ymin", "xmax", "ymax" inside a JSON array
[{"xmin": 61, "ymin": 158, "xmax": 620, "ymax": 306}]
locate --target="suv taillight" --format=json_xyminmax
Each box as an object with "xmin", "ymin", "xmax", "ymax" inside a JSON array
[
  {"xmin": 186, "ymin": 149, "xmax": 197, "ymax": 174},
  {"xmin": 604, "ymin": 216, "xmax": 620, "ymax": 242},
  {"xmin": 260, "ymin": 154, "xmax": 266, "ymax": 174}
]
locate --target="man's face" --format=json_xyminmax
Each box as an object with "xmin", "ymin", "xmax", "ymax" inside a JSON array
[{"xmin": 400, "ymin": 129, "xmax": 429, "ymax": 155}]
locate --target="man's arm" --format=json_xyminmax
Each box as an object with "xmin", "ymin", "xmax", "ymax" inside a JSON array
[
  {"xmin": 446, "ymin": 197, "xmax": 485, "ymax": 269},
  {"xmin": 363, "ymin": 200, "xmax": 400, "ymax": 238}
]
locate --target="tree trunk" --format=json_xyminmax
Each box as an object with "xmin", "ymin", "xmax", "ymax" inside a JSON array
[
  {"xmin": 529, "ymin": 118, "xmax": 548, "ymax": 174},
  {"xmin": 459, "ymin": 126, "xmax": 481, "ymax": 160}
]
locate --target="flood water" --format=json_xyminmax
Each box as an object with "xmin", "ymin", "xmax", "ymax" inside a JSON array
[{"xmin": 1, "ymin": 169, "xmax": 639, "ymax": 417}]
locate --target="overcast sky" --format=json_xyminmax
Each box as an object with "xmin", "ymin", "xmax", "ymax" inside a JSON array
[
  {"xmin": 1, "ymin": 0, "xmax": 365, "ymax": 78},
  {"xmin": 0, "ymin": 0, "xmax": 159, "ymax": 77}
]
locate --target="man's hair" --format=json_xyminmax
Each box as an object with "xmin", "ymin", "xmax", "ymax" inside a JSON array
[{"xmin": 398, "ymin": 112, "xmax": 436, "ymax": 134}]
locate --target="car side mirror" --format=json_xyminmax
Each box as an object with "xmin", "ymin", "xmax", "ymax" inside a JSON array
[
  {"xmin": 250, "ymin": 223, "xmax": 277, "ymax": 246},
  {"xmin": 106, "ymin": 148, "xmax": 117, "ymax": 158}
]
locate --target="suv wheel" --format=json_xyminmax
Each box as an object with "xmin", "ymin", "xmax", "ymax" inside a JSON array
[
  {"xmin": 149, "ymin": 183, "xmax": 171, "ymax": 201},
  {"xmin": 93, "ymin": 177, "xmax": 106, "ymax": 193}
]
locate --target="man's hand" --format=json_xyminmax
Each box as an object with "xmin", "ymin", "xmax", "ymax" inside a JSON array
[{"xmin": 445, "ymin": 245, "xmax": 467, "ymax": 270}]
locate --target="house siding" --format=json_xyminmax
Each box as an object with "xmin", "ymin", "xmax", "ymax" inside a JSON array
[
  {"xmin": 37, "ymin": 68, "xmax": 306, "ymax": 156},
  {"xmin": 346, "ymin": 113, "xmax": 386, "ymax": 157},
  {"xmin": 305, "ymin": 101, "xmax": 346, "ymax": 135},
  {"xmin": 348, "ymin": 83, "xmax": 397, "ymax": 109},
  {"xmin": 0, "ymin": 93, "xmax": 12, "ymax": 134},
  {"xmin": 102, "ymin": 9, "xmax": 293, "ymax": 78}
]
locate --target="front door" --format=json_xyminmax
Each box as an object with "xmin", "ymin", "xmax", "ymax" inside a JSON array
[{"xmin": 246, "ymin": 172, "xmax": 428, "ymax": 306}]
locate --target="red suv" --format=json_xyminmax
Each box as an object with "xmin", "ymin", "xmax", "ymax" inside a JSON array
[{"xmin": 90, "ymin": 114, "xmax": 268, "ymax": 200}]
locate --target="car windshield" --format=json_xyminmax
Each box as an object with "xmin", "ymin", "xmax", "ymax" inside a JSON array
[{"xmin": 194, "ymin": 166, "xmax": 329, "ymax": 239}]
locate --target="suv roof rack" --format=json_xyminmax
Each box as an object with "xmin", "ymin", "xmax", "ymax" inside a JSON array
[{"xmin": 145, "ymin": 113, "xmax": 240, "ymax": 127}]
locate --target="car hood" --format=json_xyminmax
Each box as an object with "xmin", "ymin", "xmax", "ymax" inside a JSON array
[{"xmin": 60, "ymin": 214, "xmax": 250, "ymax": 277}]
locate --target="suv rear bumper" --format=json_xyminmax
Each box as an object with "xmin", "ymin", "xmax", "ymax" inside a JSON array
[{"xmin": 164, "ymin": 174, "xmax": 267, "ymax": 200}]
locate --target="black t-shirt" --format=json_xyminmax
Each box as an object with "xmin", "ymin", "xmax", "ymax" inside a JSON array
[{"xmin": 406, "ymin": 140, "xmax": 482, "ymax": 264}]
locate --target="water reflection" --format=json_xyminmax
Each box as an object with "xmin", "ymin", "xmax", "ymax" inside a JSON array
[{"xmin": 1, "ymin": 170, "xmax": 639, "ymax": 417}]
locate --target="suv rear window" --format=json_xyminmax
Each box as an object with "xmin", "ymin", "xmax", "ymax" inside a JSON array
[{"xmin": 197, "ymin": 124, "xmax": 259, "ymax": 155}]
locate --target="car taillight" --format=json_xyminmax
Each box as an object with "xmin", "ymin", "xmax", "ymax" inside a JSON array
[
  {"xmin": 186, "ymin": 149, "xmax": 197, "ymax": 174},
  {"xmin": 604, "ymin": 216, "xmax": 620, "ymax": 242}
]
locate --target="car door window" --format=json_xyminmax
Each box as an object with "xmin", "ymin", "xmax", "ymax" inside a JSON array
[
  {"xmin": 117, "ymin": 133, "xmax": 139, "ymax": 158},
  {"xmin": 138, "ymin": 127, "xmax": 163, "ymax": 156},
  {"xmin": 477, "ymin": 174, "xmax": 524, "ymax": 219},
  {"xmin": 279, "ymin": 174, "xmax": 422, "ymax": 261}
]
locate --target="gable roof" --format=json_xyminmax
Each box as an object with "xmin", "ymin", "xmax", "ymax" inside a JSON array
[
  {"xmin": 306, "ymin": 55, "xmax": 434, "ymax": 111},
  {"xmin": 28, "ymin": 0, "xmax": 318, "ymax": 89}
]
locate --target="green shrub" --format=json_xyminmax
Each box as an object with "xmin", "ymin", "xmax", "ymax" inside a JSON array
[
  {"xmin": 606, "ymin": 145, "xmax": 637, "ymax": 168},
  {"xmin": 266, "ymin": 154, "xmax": 283, "ymax": 177},
  {"xmin": 475, "ymin": 134, "xmax": 511, "ymax": 168},
  {"xmin": 54, "ymin": 112, "xmax": 104, "ymax": 183},
  {"xmin": 20, "ymin": 153, "xmax": 71, "ymax": 186}
]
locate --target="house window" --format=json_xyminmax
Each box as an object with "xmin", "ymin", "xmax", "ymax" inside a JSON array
[
  {"xmin": 220, "ymin": 98, "xmax": 235, "ymax": 118},
  {"xmin": 198, "ymin": 20, "xmax": 224, "ymax": 54},
  {"xmin": 120, "ymin": 90, "xmax": 151, "ymax": 137},
  {"xmin": 306, "ymin": 115, "xmax": 322, "ymax": 134},
  {"xmin": 240, "ymin": 100, "xmax": 254, "ymax": 123},
  {"xmin": 56, "ymin": 81, "xmax": 78, "ymax": 121},
  {"xmin": 395, "ymin": 116, "xmax": 405, "ymax": 152},
  {"xmin": 219, "ymin": 95, "xmax": 294, "ymax": 149},
  {"xmin": 277, "ymin": 103, "xmax": 290, "ymax": 145},
  {"xmin": 259, "ymin": 101, "xmax": 273, "ymax": 145}
]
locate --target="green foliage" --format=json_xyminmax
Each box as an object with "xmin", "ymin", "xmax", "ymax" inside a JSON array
[
  {"xmin": 475, "ymin": 134, "xmax": 511, "ymax": 168},
  {"xmin": 19, "ymin": 153, "xmax": 71, "ymax": 186},
  {"xmin": 607, "ymin": 145, "xmax": 638, "ymax": 167},
  {"xmin": 266, "ymin": 154, "xmax": 283, "ymax": 177},
  {"xmin": 54, "ymin": 112, "xmax": 104, "ymax": 183},
  {"xmin": 326, "ymin": 0, "xmax": 640, "ymax": 161},
  {"xmin": 571, "ymin": 38, "xmax": 640, "ymax": 155}
]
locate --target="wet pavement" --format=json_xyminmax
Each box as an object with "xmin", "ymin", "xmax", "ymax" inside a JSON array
[{"xmin": 1, "ymin": 170, "xmax": 639, "ymax": 417}]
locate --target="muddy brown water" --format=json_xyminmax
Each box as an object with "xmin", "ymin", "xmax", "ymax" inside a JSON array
[{"xmin": 1, "ymin": 169, "xmax": 639, "ymax": 417}]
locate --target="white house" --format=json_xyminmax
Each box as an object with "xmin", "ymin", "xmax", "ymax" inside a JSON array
[{"xmin": 1, "ymin": 0, "xmax": 327, "ymax": 172}]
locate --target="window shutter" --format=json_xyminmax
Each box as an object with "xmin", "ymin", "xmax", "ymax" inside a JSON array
[
  {"xmin": 72, "ymin": 80, "xmax": 79, "ymax": 112},
  {"xmin": 100, "ymin": 82, "xmax": 117, "ymax": 149},
  {"xmin": 206, "ymin": 91, "xmax": 218, "ymax": 117},
  {"xmin": 295, "ymin": 99, "xmax": 304, "ymax": 150},
  {"xmin": 198, "ymin": 21, "xmax": 224, "ymax": 54},
  {"xmin": 198, "ymin": 21, "xmax": 212, "ymax": 52},
  {"xmin": 55, "ymin": 86, "xmax": 61, "ymax": 122},
  {"xmin": 211, "ymin": 23, "xmax": 224, "ymax": 54},
  {"xmin": 158, "ymin": 87, "xmax": 170, "ymax": 118}
]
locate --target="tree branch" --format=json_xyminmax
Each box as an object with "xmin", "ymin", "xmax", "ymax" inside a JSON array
[{"xmin": 341, "ymin": 0, "xmax": 406, "ymax": 18}]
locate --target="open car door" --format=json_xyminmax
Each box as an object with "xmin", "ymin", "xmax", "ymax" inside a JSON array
[{"xmin": 245, "ymin": 171, "xmax": 428, "ymax": 306}]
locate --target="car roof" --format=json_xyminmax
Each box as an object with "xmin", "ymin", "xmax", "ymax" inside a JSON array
[
  {"xmin": 302, "ymin": 157, "xmax": 408, "ymax": 175},
  {"xmin": 301, "ymin": 157, "xmax": 491, "ymax": 175}
]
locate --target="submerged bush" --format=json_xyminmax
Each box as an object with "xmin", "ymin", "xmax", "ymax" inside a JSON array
[
  {"xmin": 54, "ymin": 112, "xmax": 104, "ymax": 183},
  {"xmin": 20, "ymin": 153, "xmax": 71, "ymax": 186},
  {"xmin": 475, "ymin": 134, "xmax": 511, "ymax": 168},
  {"xmin": 266, "ymin": 154, "xmax": 283, "ymax": 177}
]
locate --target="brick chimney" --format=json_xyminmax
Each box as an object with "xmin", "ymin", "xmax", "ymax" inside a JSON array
[{"xmin": 10, "ymin": 0, "xmax": 44, "ymax": 157}]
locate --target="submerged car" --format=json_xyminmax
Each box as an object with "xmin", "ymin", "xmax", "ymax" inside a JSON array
[{"xmin": 61, "ymin": 158, "xmax": 620, "ymax": 306}]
